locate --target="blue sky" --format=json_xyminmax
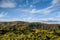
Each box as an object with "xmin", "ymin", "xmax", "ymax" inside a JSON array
[{"xmin": 0, "ymin": 0, "xmax": 60, "ymax": 24}]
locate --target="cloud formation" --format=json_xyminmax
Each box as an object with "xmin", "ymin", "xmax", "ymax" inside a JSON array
[
  {"xmin": 0, "ymin": 0, "xmax": 16, "ymax": 8},
  {"xmin": 0, "ymin": 12, "xmax": 7, "ymax": 18},
  {"xmin": 21, "ymin": 0, "xmax": 60, "ymax": 14},
  {"xmin": 0, "ymin": 0, "xmax": 60, "ymax": 24}
]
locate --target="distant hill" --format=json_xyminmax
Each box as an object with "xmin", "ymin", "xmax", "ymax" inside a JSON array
[
  {"xmin": 40, "ymin": 20, "xmax": 60, "ymax": 24},
  {"xmin": 0, "ymin": 21, "xmax": 60, "ymax": 30}
]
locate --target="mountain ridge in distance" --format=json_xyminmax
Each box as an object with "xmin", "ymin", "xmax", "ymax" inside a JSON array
[{"xmin": 0, "ymin": 20, "xmax": 60, "ymax": 24}]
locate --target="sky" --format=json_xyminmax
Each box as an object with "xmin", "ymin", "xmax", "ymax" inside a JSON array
[{"xmin": 0, "ymin": 0, "xmax": 60, "ymax": 24}]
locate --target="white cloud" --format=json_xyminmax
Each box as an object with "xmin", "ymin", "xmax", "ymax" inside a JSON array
[
  {"xmin": 54, "ymin": 12, "xmax": 60, "ymax": 18},
  {"xmin": 0, "ymin": 12, "xmax": 7, "ymax": 18},
  {"xmin": 0, "ymin": 18, "xmax": 20, "ymax": 22},
  {"xmin": 30, "ymin": 9, "xmax": 37, "ymax": 14},
  {"xmin": 0, "ymin": 0, "xmax": 16, "ymax": 8},
  {"xmin": 52, "ymin": 0, "xmax": 60, "ymax": 5},
  {"xmin": 21, "ymin": 0, "xmax": 60, "ymax": 15},
  {"xmin": 32, "ymin": 0, "xmax": 41, "ymax": 4}
]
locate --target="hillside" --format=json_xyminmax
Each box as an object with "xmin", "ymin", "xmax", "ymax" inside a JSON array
[
  {"xmin": 0, "ymin": 21, "xmax": 60, "ymax": 29},
  {"xmin": 0, "ymin": 21, "xmax": 60, "ymax": 40}
]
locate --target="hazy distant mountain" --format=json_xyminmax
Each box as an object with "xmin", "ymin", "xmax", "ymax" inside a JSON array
[
  {"xmin": 39, "ymin": 20, "xmax": 60, "ymax": 24},
  {"xmin": 0, "ymin": 20, "xmax": 60, "ymax": 24}
]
